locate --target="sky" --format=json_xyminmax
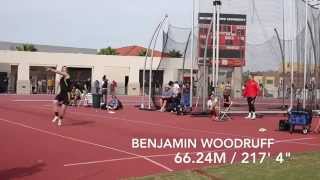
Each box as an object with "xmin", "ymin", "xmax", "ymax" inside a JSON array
[
  {"xmin": 0, "ymin": 0, "xmax": 193, "ymax": 49},
  {"xmin": 0, "ymin": 0, "xmax": 313, "ymax": 71}
]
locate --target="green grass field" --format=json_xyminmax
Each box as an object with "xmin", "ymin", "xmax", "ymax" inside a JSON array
[{"xmin": 129, "ymin": 152, "xmax": 320, "ymax": 180}]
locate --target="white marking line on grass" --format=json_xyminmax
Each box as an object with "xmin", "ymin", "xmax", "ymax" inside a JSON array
[
  {"xmin": 0, "ymin": 117, "xmax": 173, "ymax": 172},
  {"xmin": 64, "ymin": 137, "xmax": 317, "ymax": 167},
  {"xmin": 64, "ymin": 148, "xmax": 228, "ymax": 167}
]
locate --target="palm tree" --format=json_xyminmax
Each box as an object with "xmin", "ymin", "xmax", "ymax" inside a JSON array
[
  {"xmin": 138, "ymin": 49, "xmax": 147, "ymax": 56},
  {"xmin": 168, "ymin": 49, "xmax": 182, "ymax": 58},
  {"xmin": 16, "ymin": 44, "xmax": 37, "ymax": 52},
  {"xmin": 98, "ymin": 46, "xmax": 118, "ymax": 55}
]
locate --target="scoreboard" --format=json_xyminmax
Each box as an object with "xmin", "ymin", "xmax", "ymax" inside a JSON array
[{"xmin": 198, "ymin": 13, "xmax": 247, "ymax": 67}]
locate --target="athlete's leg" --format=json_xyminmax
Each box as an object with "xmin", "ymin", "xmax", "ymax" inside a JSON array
[
  {"xmin": 245, "ymin": 97, "xmax": 252, "ymax": 118},
  {"xmin": 52, "ymin": 100, "xmax": 60, "ymax": 123},
  {"xmin": 58, "ymin": 104, "xmax": 68, "ymax": 126},
  {"xmin": 251, "ymin": 97, "xmax": 256, "ymax": 119}
]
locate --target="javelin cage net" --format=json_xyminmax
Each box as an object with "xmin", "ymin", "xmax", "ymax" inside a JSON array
[
  {"xmin": 194, "ymin": 0, "xmax": 320, "ymax": 113},
  {"xmin": 150, "ymin": 24, "xmax": 197, "ymax": 108},
  {"xmin": 148, "ymin": 0, "xmax": 320, "ymax": 113}
]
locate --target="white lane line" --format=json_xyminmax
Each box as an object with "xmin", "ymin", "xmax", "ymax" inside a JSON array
[
  {"xmin": 64, "ymin": 148, "xmax": 229, "ymax": 167},
  {"xmin": 39, "ymin": 107, "xmax": 250, "ymax": 138},
  {"xmin": 280, "ymin": 141, "xmax": 320, "ymax": 147},
  {"xmin": 0, "ymin": 117, "xmax": 173, "ymax": 172},
  {"xmin": 12, "ymin": 100, "xmax": 53, "ymax": 102},
  {"xmin": 64, "ymin": 157, "xmax": 143, "ymax": 167},
  {"xmin": 275, "ymin": 137, "xmax": 316, "ymax": 143},
  {"xmin": 12, "ymin": 99, "xmax": 139, "ymax": 104},
  {"xmin": 5, "ymin": 105, "xmax": 318, "ymax": 149},
  {"xmin": 38, "ymin": 106, "xmax": 319, "ymax": 147},
  {"xmin": 64, "ymin": 137, "xmax": 317, "ymax": 167}
]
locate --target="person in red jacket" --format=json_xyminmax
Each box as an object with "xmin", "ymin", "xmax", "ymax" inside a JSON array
[{"xmin": 243, "ymin": 75, "xmax": 260, "ymax": 119}]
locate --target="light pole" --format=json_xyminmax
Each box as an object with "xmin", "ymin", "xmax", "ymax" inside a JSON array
[
  {"xmin": 282, "ymin": 0, "xmax": 286, "ymax": 109},
  {"xmin": 290, "ymin": 0, "xmax": 295, "ymax": 109},
  {"xmin": 214, "ymin": 1, "xmax": 221, "ymax": 88},
  {"xmin": 212, "ymin": 1, "xmax": 217, "ymax": 92},
  {"xmin": 190, "ymin": 0, "xmax": 195, "ymax": 108},
  {"xmin": 303, "ymin": 0, "xmax": 308, "ymax": 109}
]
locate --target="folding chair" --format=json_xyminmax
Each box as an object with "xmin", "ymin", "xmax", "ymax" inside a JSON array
[{"xmin": 218, "ymin": 96, "xmax": 233, "ymax": 121}]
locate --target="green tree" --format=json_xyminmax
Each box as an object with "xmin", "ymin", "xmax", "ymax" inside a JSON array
[
  {"xmin": 168, "ymin": 49, "xmax": 182, "ymax": 58},
  {"xmin": 138, "ymin": 49, "xmax": 147, "ymax": 56},
  {"xmin": 16, "ymin": 44, "xmax": 37, "ymax": 52},
  {"xmin": 138, "ymin": 49, "xmax": 154, "ymax": 57},
  {"xmin": 98, "ymin": 46, "xmax": 118, "ymax": 55}
]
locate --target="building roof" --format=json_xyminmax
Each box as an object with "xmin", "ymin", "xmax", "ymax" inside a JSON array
[
  {"xmin": 0, "ymin": 41, "xmax": 97, "ymax": 54},
  {"xmin": 0, "ymin": 41, "xmax": 163, "ymax": 57},
  {"xmin": 116, "ymin": 45, "xmax": 162, "ymax": 57},
  {"xmin": 251, "ymin": 71, "xmax": 279, "ymax": 77}
]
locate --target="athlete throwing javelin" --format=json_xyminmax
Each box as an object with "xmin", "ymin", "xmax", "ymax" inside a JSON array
[{"xmin": 47, "ymin": 66, "xmax": 71, "ymax": 126}]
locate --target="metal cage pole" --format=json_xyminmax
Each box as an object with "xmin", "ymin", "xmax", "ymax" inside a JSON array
[
  {"xmin": 148, "ymin": 15, "xmax": 168, "ymax": 109},
  {"xmin": 141, "ymin": 15, "xmax": 168, "ymax": 109},
  {"xmin": 202, "ymin": 11, "xmax": 215, "ymax": 111},
  {"xmin": 290, "ymin": 0, "xmax": 295, "ymax": 109},
  {"xmin": 303, "ymin": 0, "xmax": 308, "ymax": 109},
  {"xmin": 282, "ymin": 0, "xmax": 286, "ymax": 108},
  {"xmin": 215, "ymin": 1, "xmax": 221, "ymax": 87},
  {"xmin": 212, "ymin": 2, "xmax": 217, "ymax": 93}
]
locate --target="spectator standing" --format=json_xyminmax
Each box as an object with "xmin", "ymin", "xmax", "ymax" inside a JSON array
[
  {"xmin": 94, "ymin": 80, "xmax": 100, "ymax": 94},
  {"xmin": 86, "ymin": 78, "xmax": 91, "ymax": 92},
  {"xmin": 37, "ymin": 80, "xmax": 42, "ymax": 93},
  {"xmin": 102, "ymin": 75, "xmax": 109, "ymax": 104},
  {"xmin": 219, "ymin": 82, "xmax": 225, "ymax": 96},
  {"xmin": 47, "ymin": 78, "xmax": 54, "ymax": 94},
  {"xmin": 42, "ymin": 79, "xmax": 47, "ymax": 93}
]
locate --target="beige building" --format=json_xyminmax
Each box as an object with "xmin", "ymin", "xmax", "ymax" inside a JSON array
[
  {"xmin": 0, "ymin": 50, "xmax": 243, "ymax": 96},
  {"xmin": 252, "ymin": 71, "xmax": 280, "ymax": 98}
]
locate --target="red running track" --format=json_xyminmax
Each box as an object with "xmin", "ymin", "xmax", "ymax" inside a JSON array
[{"xmin": 0, "ymin": 95, "xmax": 319, "ymax": 180}]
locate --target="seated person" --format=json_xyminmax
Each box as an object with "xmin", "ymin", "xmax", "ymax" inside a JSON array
[
  {"xmin": 81, "ymin": 86, "xmax": 88, "ymax": 106},
  {"xmin": 159, "ymin": 85, "xmax": 173, "ymax": 112},
  {"xmin": 223, "ymin": 82, "xmax": 232, "ymax": 108},
  {"xmin": 181, "ymin": 83, "xmax": 191, "ymax": 108},
  {"xmin": 207, "ymin": 94, "xmax": 219, "ymax": 120},
  {"xmin": 107, "ymin": 95, "xmax": 122, "ymax": 110},
  {"xmin": 74, "ymin": 87, "xmax": 81, "ymax": 106},
  {"xmin": 69, "ymin": 86, "xmax": 76, "ymax": 106},
  {"xmin": 171, "ymin": 81, "xmax": 181, "ymax": 112}
]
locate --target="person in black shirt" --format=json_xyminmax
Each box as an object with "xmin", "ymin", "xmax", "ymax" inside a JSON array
[
  {"xmin": 47, "ymin": 66, "xmax": 71, "ymax": 126},
  {"xmin": 102, "ymin": 75, "xmax": 108, "ymax": 105}
]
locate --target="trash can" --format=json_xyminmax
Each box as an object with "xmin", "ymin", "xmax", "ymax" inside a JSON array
[{"xmin": 92, "ymin": 94, "xmax": 101, "ymax": 108}]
